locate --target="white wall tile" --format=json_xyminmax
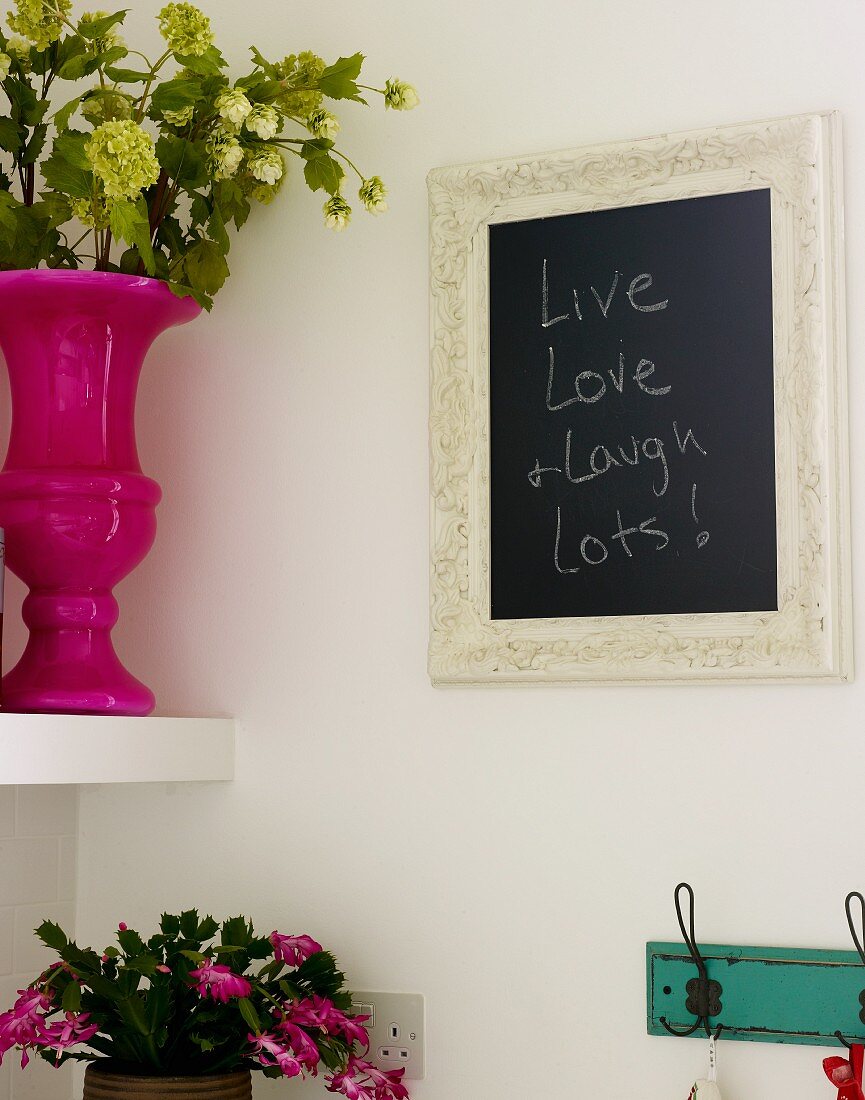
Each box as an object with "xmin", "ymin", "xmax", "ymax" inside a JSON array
[
  {"xmin": 0, "ymin": 793, "xmax": 14, "ymax": 840},
  {"xmin": 13, "ymin": 902, "xmax": 74, "ymax": 976},
  {"xmin": 0, "ymin": 909, "xmax": 13, "ymax": 975},
  {"xmin": 0, "ymin": 839, "xmax": 58, "ymax": 907},
  {"xmin": 57, "ymin": 839, "xmax": 76, "ymax": 903},
  {"xmin": 15, "ymin": 788, "xmax": 77, "ymax": 839}
]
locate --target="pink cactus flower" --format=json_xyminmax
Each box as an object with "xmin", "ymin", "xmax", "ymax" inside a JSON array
[
  {"xmin": 0, "ymin": 987, "xmax": 53, "ymax": 1068},
  {"xmin": 189, "ymin": 962, "xmax": 252, "ymax": 1003},
  {"xmin": 270, "ymin": 932, "xmax": 322, "ymax": 967},
  {"xmin": 325, "ymin": 1067, "xmax": 375, "ymax": 1100},
  {"xmin": 276, "ymin": 1021, "xmax": 320, "ymax": 1071},
  {"xmin": 326, "ymin": 1057, "xmax": 408, "ymax": 1100},
  {"xmin": 155, "ymin": 965, "xmax": 171, "ymax": 974},
  {"xmin": 118, "ymin": 923, "xmax": 128, "ymax": 932},
  {"xmin": 39, "ymin": 1012, "xmax": 100, "ymax": 1064},
  {"xmin": 247, "ymin": 1032, "xmax": 303, "ymax": 1078},
  {"xmin": 285, "ymin": 994, "xmax": 369, "ymax": 1045}
]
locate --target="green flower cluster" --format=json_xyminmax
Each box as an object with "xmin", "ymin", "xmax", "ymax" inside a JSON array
[
  {"xmin": 274, "ymin": 50, "xmax": 324, "ymax": 116},
  {"xmin": 359, "ymin": 176, "xmax": 387, "ymax": 214},
  {"xmin": 157, "ymin": 1, "xmax": 212, "ymax": 56},
  {"xmin": 0, "ymin": 0, "xmax": 418, "ymax": 306},
  {"xmin": 6, "ymin": 0, "xmax": 71, "ymax": 49},
  {"xmin": 85, "ymin": 120, "xmax": 160, "ymax": 200},
  {"xmin": 384, "ymin": 78, "xmax": 420, "ymax": 111}
]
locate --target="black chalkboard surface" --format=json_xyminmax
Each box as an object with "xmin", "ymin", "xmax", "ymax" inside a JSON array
[{"xmin": 488, "ymin": 188, "xmax": 777, "ymax": 621}]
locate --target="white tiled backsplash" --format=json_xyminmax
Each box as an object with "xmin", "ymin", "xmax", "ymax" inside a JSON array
[{"xmin": 0, "ymin": 787, "xmax": 78, "ymax": 1100}]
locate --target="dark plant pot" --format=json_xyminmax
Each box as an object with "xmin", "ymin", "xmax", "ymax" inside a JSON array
[{"xmin": 82, "ymin": 1063, "xmax": 252, "ymax": 1099}]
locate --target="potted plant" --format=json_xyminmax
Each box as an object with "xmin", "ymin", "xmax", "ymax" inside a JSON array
[
  {"xmin": 0, "ymin": 1, "xmax": 417, "ymax": 716},
  {"xmin": 0, "ymin": 910, "xmax": 410, "ymax": 1099}
]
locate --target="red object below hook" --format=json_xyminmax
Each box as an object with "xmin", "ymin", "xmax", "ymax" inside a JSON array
[{"xmin": 824, "ymin": 1044, "xmax": 865, "ymax": 1100}]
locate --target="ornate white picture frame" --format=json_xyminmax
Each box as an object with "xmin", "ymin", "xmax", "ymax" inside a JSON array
[{"xmin": 428, "ymin": 112, "xmax": 851, "ymax": 684}]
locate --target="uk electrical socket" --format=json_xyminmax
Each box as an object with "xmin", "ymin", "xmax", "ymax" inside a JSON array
[{"xmin": 350, "ymin": 991, "xmax": 424, "ymax": 1080}]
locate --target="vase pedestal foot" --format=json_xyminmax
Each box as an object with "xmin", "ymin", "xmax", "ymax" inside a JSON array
[{"xmin": 1, "ymin": 591, "xmax": 155, "ymax": 716}]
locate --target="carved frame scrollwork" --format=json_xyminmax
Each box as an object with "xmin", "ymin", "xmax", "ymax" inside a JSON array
[{"xmin": 428, "ymin": 113, "xmax": 851, "ymax": 684}]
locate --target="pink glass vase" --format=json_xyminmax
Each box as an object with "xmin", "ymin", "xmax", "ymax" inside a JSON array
[{"xmin": 0, "ymin": 270, "xmax": 200, "ymax": 715}]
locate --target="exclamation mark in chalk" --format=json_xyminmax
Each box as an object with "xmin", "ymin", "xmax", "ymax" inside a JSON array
[{"xmin": 691, "ymin": 483, "xmax": 710, "ymax": 549}]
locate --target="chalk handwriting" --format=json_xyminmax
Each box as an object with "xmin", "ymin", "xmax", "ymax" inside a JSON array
[
  {"xmin": 554, "ymin": 506, "xmax": 670, "ymax": 574},
  {"xmin": 541, "ymin": 261, "xmax": 669, "ymax": 328},
  {"xmin": 546, "ymin": 346, "xmax": 671, "ymax": 412}
]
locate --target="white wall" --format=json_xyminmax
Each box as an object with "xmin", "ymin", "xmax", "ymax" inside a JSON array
[
  {"xmin": 0, "ymin": 788, "xmax": 77, "ymax": 1100},
  {"xmin": 71, "ymin": 0, "xmax": 865, "ymax": 1097}
]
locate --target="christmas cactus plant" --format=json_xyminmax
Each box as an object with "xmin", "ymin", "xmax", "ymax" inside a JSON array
[
  {"xmin": 0, "ymin": 0, "xmax": 418, "ymax": 306},
  {"xmin": 0, "ymin": 911, "xmax": 409, "ymax": 1099}
]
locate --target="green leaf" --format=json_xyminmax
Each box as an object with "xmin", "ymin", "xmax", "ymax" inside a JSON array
[
  {"xmin": 196, "ymin": 916, "xmax": 219, "ymax": 941},
  {"xmin": 122, "ymin": 954, "xmax": 159, "ymax": 976},
  {"xmin": 220, "ymin": 916, "xmax": 252, "ymax": 949},
  {"xmin": 174, "ymin": 45, "xmax": 225, "ymax": 75},
  {"xmin": 104, "ymin": 64, "xmax": 151, "ymax": 82},
  {"xmin": 41, "ymin": 149, "xmax": 92, "ymax": 199},
  {"xmin": 243, "ymin": 79, "xmax": 284, "ymax": 105},
  {"xmin": 151, "ymin": 77, "xmax": 202, "ymax": 115},
  {"xmin": 303, "ymin": 154, "xmax": 343, "ymax": 196},
  {"xmin": 78, "ymin": 9, "xmax": 128, "ymax": 40},
  {"xmin": 155, "ymin": 134, "xmax": 207, "ymax": 190},
  {"xmin": 109, "ymin": 196, "xmax": 155, "ymax": 276},
  {"xmin": 299, "ymin": 138, "xmax": 334, "ymax": 160},
  {"xmin": 213, "ymin": 180, "xmax": 250, "ymax": 230},
  {"xmin": 21, "ymin": 123, "xmax": 48, "ymax": 166},
  {"xmin": 59, "ymin": 45, "xmax": 126, "ymax": 80},
  {"xmin": 117, "ymin": 928, "xmax": 145, "ymax": 956},
  {"xmin": 0, "ymin": 118, "xmax": 22, "ymax": 155},
  {"xmin": 117, "ymin": 994, "xmax": 150, "ymax": 1036},
  {"xmin": 249, "ymin": 45, "xmax": 275, "ymax": 76},
  {"xmin": 53, "ymin": 94, "xmax": 84, "ymax": 132},
  {"xmin": 207, "ymin": 203, "xmax": 229, "ymax": 253},
  {"xmin": 318, "ymin": 52, "xmax": 366, "ymax": 102},
  {"xmin": 168, "ymin": 279, "xmax": 212, "ymax": 312},
  {"xmin": 178, "ymin": 949, "xmax": 207, "ymax": 964},
  {"xmin": 237, "ymin": 997, "xmax": 261, "ymax": 1034},
  {"xmin": 160, "ymin": 913, "xmax": 181, "ymax": 936},
  {"xmin": 179, "ymin": 909, "xmax": 200, "ymax": 939},
  {"xmin": 61, "ymin": 981, "xmax": 82, "ymax": 1011},
  {"xmin": 36, "ymin": 920, "xmax": 68, "ymax": 952}
]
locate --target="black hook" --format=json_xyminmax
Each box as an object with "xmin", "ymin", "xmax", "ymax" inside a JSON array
[
  {"xmin": 660, "ymin": 882, "xmax": 724, "ymax": 1039},
  {"xmin": 834, "ymin": 892, "xmax": 865, "ymax": 1049}
]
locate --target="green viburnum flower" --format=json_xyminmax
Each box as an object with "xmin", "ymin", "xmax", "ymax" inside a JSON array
[
  {"xmin": 206, "ymin": 129, "xmax": 243, "ymax": 180},
  {"xmin": 358, "ymin": 176, "xmax": 387, "ymax": 214},
  {"xmin": 71, "ymin": 193, "xmax": 111, "ymax": 230},
  {"xmin": 78, "ymin": 9, "xmax": 124, "ymax": 50},
  {"xmin": 162, "ymin": 103, "xmax": 195, "ymax": 128},
  {"xmin": 248, "ymin": 147, "xmax": 283, "ymax": 186},
  {"xmin": 323, "ymin": 193, "xmax": 351, "ymax": 231},
  {"xmin": 7, "ymin": 0, "xmax": 72, "ymax": 50},
  {"xmin": 245, "ymin": 104, "xmax": 279, "ymax": 141},
  {"xmin": 214, "ymin": 87, "xmax": 251, "ymax": 131},
  {"xmin": 4, "ymin": 34, "xmax": 30, "ymax": 62},
  {"xmin": 306, "ymin": 108, "xmax": 339, "ymax": 141},
  {"xmin": 383, "ymin": 78, "xmax": 419, "ymax": 111},
  {"xmin": 274, "ymin": 50, "xmax": 324, "ymax": 116},
  {"xmin": 0, "ymin": 51, "xmax": 10, "ymax": 79},
  {"xmin": 85, "ymin": 120, "xmax": 160, "ymax": 201},
  {"xmin": 81, "ymin": 88, "xmax": 133, "ymax": 123},
  {"xmin": 157, "ymin": 1, "xmax": 212, "ymax": 57}
]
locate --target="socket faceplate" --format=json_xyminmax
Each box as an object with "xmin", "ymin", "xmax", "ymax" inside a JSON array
[{"xmin": 351, "ymin": 991, "xmax": 425, "ymax": 1080}]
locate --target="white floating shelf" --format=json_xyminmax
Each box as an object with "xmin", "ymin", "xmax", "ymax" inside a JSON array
[{"xmin": 0, "ymin": 713, "xmax": 235, "ymax": 784}]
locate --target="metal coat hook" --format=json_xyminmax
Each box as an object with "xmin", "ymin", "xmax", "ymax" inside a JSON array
[
  {"xmin": 660, "ymin": 882, "xmax": 724, "ymax": 1039},
  {"xmin": 835, "ymin": 891, "xmax": 865, "ymax": 1050}
]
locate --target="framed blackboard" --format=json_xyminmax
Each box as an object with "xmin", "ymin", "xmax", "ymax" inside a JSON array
[
  {"xmin": 429, "ymin": 113, "xmax": 850, "ymax": 684},
  {"xmin": 488, "ymin": 189, "xmax": 777, "ymax": 621}
]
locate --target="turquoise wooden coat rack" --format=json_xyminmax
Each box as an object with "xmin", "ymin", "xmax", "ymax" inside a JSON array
[{"xmin": 647, "ymin": 885, "xmax": 865, "ymax": 1047}]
